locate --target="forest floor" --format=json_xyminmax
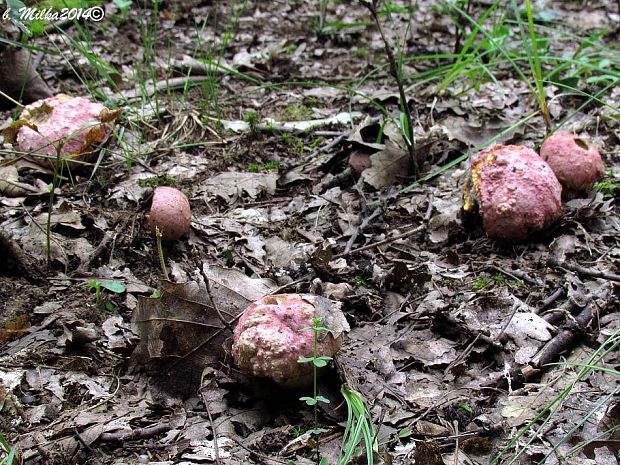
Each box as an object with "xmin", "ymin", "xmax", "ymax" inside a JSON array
[{"xmin": 0, "ymin": 1, "xmax": 619, "ymax": 464}]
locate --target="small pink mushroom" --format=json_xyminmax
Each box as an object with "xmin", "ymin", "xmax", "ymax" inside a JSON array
[
  {"xmin": 145, "ymin": 186, "xmax": 191, "ymax": 240},
  {"xmin": 463, "ymin": 144, "xmax": 562, "ymax": 242},
  {"xmin": 539, "ymin": 132, "xmax": 605, "ymax": 195},
  {"xmin": 232, "ymin": 294, "xmax": 348, "ymax": 388}
]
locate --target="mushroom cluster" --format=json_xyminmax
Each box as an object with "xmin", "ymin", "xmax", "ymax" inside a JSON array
[{"xmin": 463, "ymin": 134, "xmax": 605, "ymax": 242}]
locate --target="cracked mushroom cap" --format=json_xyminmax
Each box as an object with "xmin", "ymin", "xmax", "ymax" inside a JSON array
[
  {"xmin": 463, "ymin": 144, "xmax": 562, "ymax": 242},
  {"xmin": 12, "ymin": 94, "xmax": 117, "ymax": 167},
  {"xmin": 539, "ymin": 132, "xmax": 605, "ymax": 194},
  {"xmin": 145, "ymin": 186, "xmax": 192, "ymax": 240},
  {"xmin": 232, "ymin": 294, "xmax": 348, "ymax": 388}
]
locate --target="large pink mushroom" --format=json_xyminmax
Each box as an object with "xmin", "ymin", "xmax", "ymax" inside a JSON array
[
  {"xmin": 145, "ymin": 186, "xmax": 191, "ymax": 240},
  {"xmin": 539, "ymin": 132, "xmax": 605, "ymax": 195},
  {"xmin": 463, "ymin": 144, "xmax": 562, "ymax": 242},
  {"xmin": 7, "ymin": 94, "xmax": 118, "ymax": 168},
  {"xmin": 232, "ymin": 294, "xmax": 348, "ymax": 388}
]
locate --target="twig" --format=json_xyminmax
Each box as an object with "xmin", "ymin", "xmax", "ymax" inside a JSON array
[
  {"xmin": 496, "ymin": 299, "xmax": 521, "ymax": 342},
  {"xmin": 271, "ymin": 274, "xmax": 312, "ymax": 294},
  {"xmin": 530, "ymin": 299, "xmax": 598, "ymax": 370},
  {"xmin": 488, "ymin": 265, "xmax": 544, "ymax": 287},
  {"xmin": 536, "ymin": 286, "xmax": 565, "ymax": 312},
  {"xmin": 0, "ymin": 88, "xmax": 24, "ymax": 108},
  {"xmin": 73, "ymin": 428, "xmax": 94, "ymax": 453},
  {"xmin": 99, "ymin": 423, "xmax": 172, "ymax": 442},
  {"xmin": 424, "ymin": 193, "xmax": 434, "ymax": 221},
  {"xmin": 199, "ymin": 374, "xmax": 221, "ymax": 465},
  {"xmin": 308, "ymin": 132, "xmax": 348, "ymax": 159},
  {"xmin": 547, "ymin": 258, "xmax": 620, "ymax": 283},
  {"xmin": 312, "ymin": 167, "xmax": 355, "ymax": 194},
  {"xmin": 120, "ymin": 75, "xmax": 213, "ymax": 101},
  {"xmin": 344, "ymin": 206, "xmax": 384, "ymax": 253},
  {"xmin": 333, "ymin": 223, "xmax": 425, "ymax": 259}
]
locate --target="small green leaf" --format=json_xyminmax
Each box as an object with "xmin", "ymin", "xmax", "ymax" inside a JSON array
[
  {"xmin": 307, "ymin": 427, "xmax": 329, "ymax": 436},
  {"xmin": 312, "ymin": 356, "xmax": 332, "ymax": 367},
  {"xmin": 314, "ymin": 325, "xmax": 335, "ymax": 334},
  {"xmin": 298, "ymin": 356, "xmax": 315, "ymax": 364},
  {"xmin": 113, "ymin": 0, "xmax": 132, "ymax": 8},
  {"xmin": 300, "ymin": 396, "xmax": 317, "ymax": 406},
  {"xmin": 101, "ymin": 281, "xmax": 126, "ymax": 294},
  {"xmin": 315, "ymin": 395, "xmax": 330, "ymax": 404}
]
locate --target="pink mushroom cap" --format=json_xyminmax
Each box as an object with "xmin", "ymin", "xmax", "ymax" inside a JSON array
[
  {"xmin": 145, "ymin": 186, "xmax": 191, "ymax": 241},
  {"xmin": 232, "ymin": 294, "xmax": 345, "ymax": 388},
  {"xmin": 539, "ymin": 132, "xmax": 605, "ymax": 194},
  {"xmin": 14, "ymin": 94, "xmax": 115, "ymax": 167},
  {"xmin": 463, "ymin": 144, "xmax": 562, "ymax": 242}
]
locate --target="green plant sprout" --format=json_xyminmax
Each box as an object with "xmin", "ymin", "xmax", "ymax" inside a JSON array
[
  {"xmin": 354, "ymin": 275, "xmax": 373, "ymax": 289},
  {"xmin": 472, "ymin": 277, "xmax": 493, "ymax": 289},
  {"xmin": 594, "ymin": 176, "xmax": 619, "ymax": 198},
  {"xmin": 247, "ymin": 162, "xmax": 261, "ymax": 173},
  {"xmin": 84, "ymin": 279, "xmax": 126, "ymax": 310},
  {"xmin": 0, "ymin": 431, "xmax": 17, "ymax": 465},
  {"xmin": 264, "ymin": 160, "xmax": 280, "ymax": 170},
  {"xmin": 280, "ymin": 104, "xmax": 313, "ymax": 121},
  {"xmin": 138, "ymin": 175, "xmax": 179, "ymax": 188},
  {"xmin": 246, "ymin": 111, "xmax": 258, "ymax": 133},
  {"xmin": 298, "ymin": 317, "xmax": 334, "ymax": 409},
  {"xmin": 112, "ymin": 0, "xmax": 132, "ymax": 14},
  {"xmin": 220, "ymin": 249, "xmax": 234, "ymax": 267},
  {"xmin": 339, "ymin": 386, "xmax": 376, "ymax": 465},
  {"xmin": 456, "ymin": 401, "xmax": 474, "ymax": 414},
  {"xmin": 298, "ymin": 317, "xmax": 333, "ymax": 463},
  {"xmin": 297, "ymin": 318, "xmax": 376, "ymax": 465},
  {"xmin": 279, "ymin": 132, "xmax": 305, "ymax": 153},
  {"xmin": 149, "ymin": 289, "xmax": 162, "ymax": 299},
  {"xmin": 248, "ymin": 161, "xmax": 280, "ymax": 172}
]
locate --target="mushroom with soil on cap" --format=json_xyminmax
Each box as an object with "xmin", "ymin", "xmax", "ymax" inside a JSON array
[
  {"xmin": 463, "ymin": 144, "xmax": 563, "ymax": 242},
  {"xmin": 232, "ymin": 294, "xmax": 349, "ymax": 388},
  {"xmin": 4, "ymin": 94, "xmax": 119, "ymax": 168}
]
